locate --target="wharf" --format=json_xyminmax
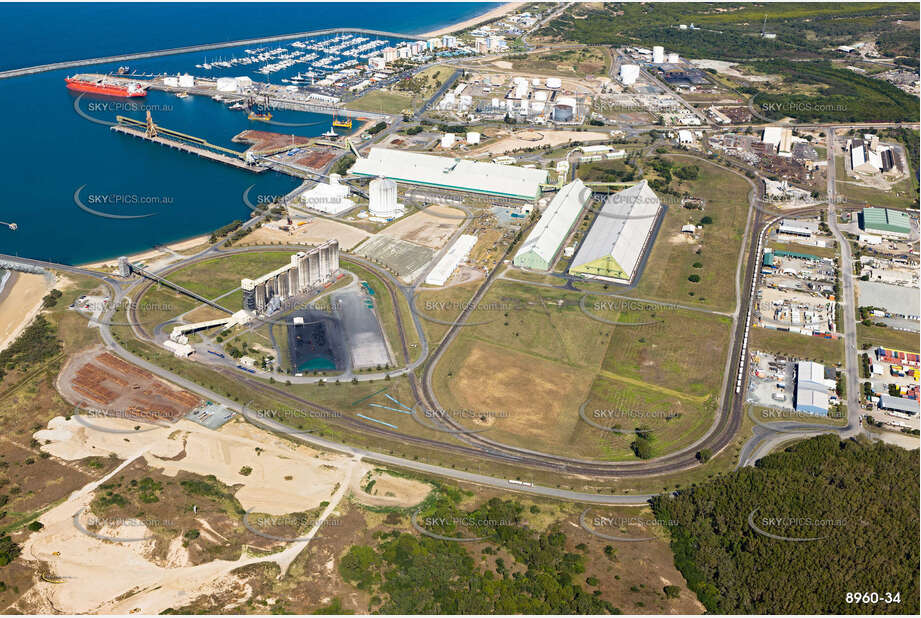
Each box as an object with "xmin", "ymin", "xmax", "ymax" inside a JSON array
[
  {"xmin": 111, "ymin": 124, "xmax": 267, "ymax": 173},
  {"xmin": 73, "ymin": 73, "xmax": 389, "ymax": 120}
]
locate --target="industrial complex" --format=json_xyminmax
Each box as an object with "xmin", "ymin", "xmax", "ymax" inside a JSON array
[
  {"xmin": 350, "ymin": 147, "xmax": 548, "ymax": 202},
  {"xmin": 241, "ymin": 240, "xmax": 340, "ymax": 314}
]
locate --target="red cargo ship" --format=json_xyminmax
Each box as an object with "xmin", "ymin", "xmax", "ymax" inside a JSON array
[{"xmin": 65, "ymin": 76, "xmax": 147, "ymax": 97}]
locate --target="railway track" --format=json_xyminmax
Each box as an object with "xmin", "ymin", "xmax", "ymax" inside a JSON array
[{"xmin": 116, "ymin": 191, "xmax": 846, "ymax": 477}]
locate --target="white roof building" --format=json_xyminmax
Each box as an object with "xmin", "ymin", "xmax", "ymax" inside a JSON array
[
  {"xmin": 762, "ymin": 126, "xmax": 793, "ymax": 155},
  {"xmin": 795, "ymin": 360, "xmax": 835, "ymax": 416},
  {"xmin": 569, "ymin": 180, "xmax": 662, "ymax": 283},
  {"xmin": 513, "ymin": 179, "xmax": 591, "ymax": 271},
  {"xmin": 300, "ymin": 174, "xmax": 354, "ymax": 215},
  {"xmin": 164, "ymin": 340, "xmax": 194, "ymax": 357},
  {"xmin": 796, "ymin": 361, "xmax": 835, "ymax": 391},
  {"xmin": 350, "ymin": 148, "xmax": 547, "ymax": 201},
  {"xmin": 425, "ymin": 234, "xmax": 478, "ymax": 286}
]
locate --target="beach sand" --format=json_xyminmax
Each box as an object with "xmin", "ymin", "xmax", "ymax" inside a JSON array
[
  {"xmin": 422, "ymin": 2, "xmax": 522, "ymax": 38},
  {"xmin": 79, "ymin": 234, "xmax": 210, "ymax": 271},
  {"xmin": 0, "ymin": 271, "xmax": 52, "ymax": 353}
]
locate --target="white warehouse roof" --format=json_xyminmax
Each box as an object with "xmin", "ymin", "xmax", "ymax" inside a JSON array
[
  {"xmin": 425, "ymin": 234, "xmax": 478, "ymax": 286},
  {"xmin": 350, "ymin": 148, "xmax": 547, "ymax": 201},
  {"xmin": 570, "ymin": 180, "xmax": 661, "ymax": 282},
  {"xmin": 513, "ymin": 179, "xmax": 591, "ymax": 270}
]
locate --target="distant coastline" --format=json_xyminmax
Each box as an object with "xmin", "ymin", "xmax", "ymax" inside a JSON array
[{"xmin": 421, "ymin": 2, "xmax": 521, "ymax": 38}]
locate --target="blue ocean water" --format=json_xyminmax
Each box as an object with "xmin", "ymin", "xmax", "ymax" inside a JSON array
[{"xmin": 0, "ymin": 2, "xmax": 499, "ymax": 265}]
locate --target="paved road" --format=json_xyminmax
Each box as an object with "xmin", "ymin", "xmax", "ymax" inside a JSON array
[{"xmin": 825, "ymin": 128, "xmax": 862, "ymax": 432}]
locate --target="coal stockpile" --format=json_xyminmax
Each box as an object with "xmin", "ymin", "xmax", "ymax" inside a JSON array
[{"xmin": 286, "ymin": 309, "xmax": 347, "ymax": 372}]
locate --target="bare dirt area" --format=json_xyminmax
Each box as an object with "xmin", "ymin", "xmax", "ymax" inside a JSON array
[
  {"xmin": 17, "ymin": 415, "xmax": 366, "ymax": 614},
  {"xmin": 56, "ymin": 345, "xmax": 200, "ymax": 421},
  {"xmin": 241, "ymin": 217, "xmax": 370, "ymax": 251},
  {"xmin": 13, "ymin": 406, "xmax": 439, "ymax": 614},
  {"xmin": 472, "ymin": 129, "xmax": 610, "ymax": 157},
  {"xmin": 350, "ymin": 469, "xmax": 432, "ymax": 508},
  {"xmin": 445, "ymin": 338, "xmax": 593, "ymax": 444},
  {"xmin": 34, "ymin": 415, "xmax": 347, "ymax": 516},
  {"xmin": 379, "ymin": 205, "xmax": 464, "ymax": 249},
  {"xmin": 232, "ymin": 130, "xmax": 312, "ymax": 155},
  {"xmin": 294, "ymin": 149, "xmax": 337, "ymax": 170}
]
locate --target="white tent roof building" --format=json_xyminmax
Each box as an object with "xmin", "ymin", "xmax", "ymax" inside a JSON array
[
  {"xmin": 513, "ymin": 179, "xmax": 592, "ymax": 271},
  {"xmin": 569, "ymin": 180, "xmax": 662, "ymax": 283}
]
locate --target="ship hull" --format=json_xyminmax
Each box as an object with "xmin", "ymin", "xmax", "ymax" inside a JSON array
[{"xmin": 65, "ymin": 79, "xmax": 146, "ymax": 98}]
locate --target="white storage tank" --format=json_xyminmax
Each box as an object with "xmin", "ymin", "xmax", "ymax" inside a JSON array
[
  {"xmin": 667, "ymin": 53, "xmax": 680, "ymax": 63},
  {"xmin": 491, "ymin": 97, "xmax": 500, "ymax": 109},
  {"xmin": 178, "ymin": 73, "xmax": 195, "ymax": 88},
  {"xmin": 369, "ymin": 177, "xmax": 403, "ymax": 219},
  {"xmin": 535, "ymin": 90, "xmax": 549, "ymax": 102},
  {"xmin": 653, "ymin": 46, "xmax": 665, "ymax": 63},
  {"xmin": 619, "ymin": 64, "xmax": 640, "ymax": 85},
  {"xmin": 466, "ymin": 131, "xmax": 481, "ymax": 145},
  {"xmin": 163, "ymin": 76, "xmax": 179, "ymax": 87},
  {"xmin": 545, "ymin": 77, "xmax": 562, "ymax": 89},
  {"xmin": 441, "ymin": 133, "xmax": 456, "ymax": 148}
]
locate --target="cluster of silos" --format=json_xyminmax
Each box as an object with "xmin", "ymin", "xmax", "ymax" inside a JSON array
[{"xmin": 241, "ymin": 240, "xmax": 340, "ymax": 314}]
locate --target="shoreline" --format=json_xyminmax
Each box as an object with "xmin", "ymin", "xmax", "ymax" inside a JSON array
[
  {"xmin": 78, "ymin": 234, "xmax": 211, "ymax": 270},
  {"xmin": 0, "ymin": 271, "xmax": 52, "ymax": 353},
  {"xmin": 71, "ymin": 6, "xmax": 519, "ymax": 272},
  {"xmin": 420, "ymin": 2, "xmax": 522, "ymax": 38}
]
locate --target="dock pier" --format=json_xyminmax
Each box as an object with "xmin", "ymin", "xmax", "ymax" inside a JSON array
[{"xmin": 111, "ymin": 124, "xmax": 267, "ymax": 173}]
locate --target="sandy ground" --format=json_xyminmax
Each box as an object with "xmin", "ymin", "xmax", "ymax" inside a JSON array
[
  {"xmin": 242, "ymin": 218, "xmax": 370, "ymax": 251},
  {"xmin": 79, "ymin": 235, "xmax": 208, "ymax": 270},
  {"xmin": 689, "ymin": 59, "xmax": 780, "ymax": 82},
  {"xmin": 36, "ymin": 416, "xmax": 347, "ymax": 515},
  {"xmin": 473, "ymin": 129, "xmax": 611, "ymax": 157},
  {"xmin": 0, "ymin": 271, "xmax": 52, "ymax": 353},
  {"xmin": 351, "ymin": 469, "xmax": 432, "ymax": 508},
  {"xmin": 869, "ymin": 429, "xmax": 921, "ymax": 450},
  {"xmin": 422, "ymin": 2, "xmax": 522, "ymax": 37},
  {"xmin": 19, "ymin": 440, "xmax": 363, "ymax": 614},
  {"xmin": 379, "ymin": 205, "xmax": 464, "ymax": 249},
  {"xmin": 20, "ymin": 414, "xmax": 375, "ymax": 614}
]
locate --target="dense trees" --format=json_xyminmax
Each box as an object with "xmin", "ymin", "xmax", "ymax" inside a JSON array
[
  {"xmin": 538, "ymin": 3, "xmax": 916, "ymax": 63},
  {"xmin": 339, "ymin": 495, "xmax": 616, "ymax": 614},
  {"xmin": 0, "ymin": 315, "xmax": 61, "ymax": 381},
  {"xmin": 750, "ymin": 60, "xmax": 920, "ymax": 123},
  {"xmin": 652, "ymin": 435, "xmax": 920, "ymax": 614}
]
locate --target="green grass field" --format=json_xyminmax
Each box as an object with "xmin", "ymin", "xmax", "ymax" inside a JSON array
[
  {"xmin": 426, "ymin": 279, "xmax": 731, "ymax": 460},
  {"xmin": 165, "ymin": 252, "xmax": 292, "ymax": 299},
  {"xmin": 624, "ymin": 156, "xmax": 752, "ymax": 312},
  {"xmin": 750, "ymin": 327, "xmax": 845, "ymax": 366},
  {"xmin": 857, "ymin": 323, "xmax": 920, "ymax": 352}
]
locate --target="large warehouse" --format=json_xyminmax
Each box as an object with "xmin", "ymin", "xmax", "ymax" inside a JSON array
[
  {"xmin": 569, "ymin": 180, "xmax": 662, "ymax": 283},
  {"xmin": 794, "ymin": 360, "xmax": 835, "ymax": 416},
  {"xmin": 349, "ymin": 147, "xmax": 548, "ymax": 202},
  {"xmin": 513, "ymin": 179, "xmax": 591, "ymax": 271},
  {"xmin": 860, "ymin": 206, "xmax": 912, "ymax": 238}
]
